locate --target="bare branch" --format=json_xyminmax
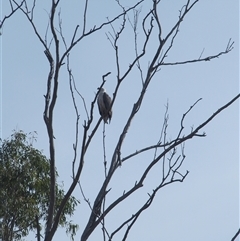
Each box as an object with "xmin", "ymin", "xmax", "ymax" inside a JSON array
[
  {"xmin": 12, "ymin": 0, "xmax": 48, "ymax": 50},
  {"xmin": 128, "ymin": 8, "xmax": 145, "ymax": 85},
  {"xmin": 152, "ymin": 0, "xmax": 163, "ymax": 42},
  {"xmin": 44, "ymin": 0, "xmax": 61, "ymax": 235},
  {"xmin": 190, "ymin": 93, "xmax": 240, "ymax": 134},
  {"xmin": 82, "ymin": 0, "xmax": 89, "ymax": 35},
  {"xmin": 30, "ymin": 0, "xmax": 37, "ymax": 20},
  {"xmin": 102, "ymin": 124, "xmax": 108, "ymax": 177},
  {"xmin": 78, "ymin": 181, "xmax": 93, "ymax": 211},
  {"xmin": 110, "ymin": 159, "xmax": 188, "ymax": 240},
  {"xmin": 176, "ymin": 98, "xmax": 202, "ymax": 141},
  {"xmin": 0, "ymin": 0, "xmax": 25, "ymax": 30},
  {"xmin": 66, "ymin": 54, "xmax": 80, "ymax": 179},
  {"xmin": 92, "ymin": 93, "xmax": 240, "ymax": 232},
  {"xmin": 161, "ymin": 39, "xmax": 234, "ymax": 66},
  {"xmin": 164, "ymin": 0, "xmax": 199, "ymax": 45},
  {"xmin": 231, "ymin": 228, "xmax": 240, "ymax": 241},
  {"xmin": 71, "ymin": 25, "xmax": 79, "ymax": 46},
  {"xmin": 59, "ymin": 0, "xmax": 144, "ymax": 66},
  {"xmin": 57, "ymin": 9, "xmax": 67, "ymax": 50}
]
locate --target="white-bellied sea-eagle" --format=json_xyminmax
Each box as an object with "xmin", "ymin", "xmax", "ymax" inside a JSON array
[{"xmin": 97, "ymin": 88, "xmax": 112, "ymax": 124}]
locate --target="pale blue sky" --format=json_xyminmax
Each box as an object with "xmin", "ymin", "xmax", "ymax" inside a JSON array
[{"xmin": 1, "ymin": 0, "xmax": 239, "ymax": 240}]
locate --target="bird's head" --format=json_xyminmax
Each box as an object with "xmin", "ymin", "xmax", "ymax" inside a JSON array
[{"xmin": 98, "ymin": 87, "xmax": 105, "ymax": 93}]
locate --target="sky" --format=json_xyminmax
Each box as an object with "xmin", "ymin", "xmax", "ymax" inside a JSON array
[{"xmin": 0, "ymin": 0, "xmax": 239, "ymax": 241}]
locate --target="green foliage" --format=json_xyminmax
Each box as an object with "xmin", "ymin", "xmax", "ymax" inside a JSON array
[{"xmin": 0, "ymin": 130, "xmax": 79, "ymax": 241}]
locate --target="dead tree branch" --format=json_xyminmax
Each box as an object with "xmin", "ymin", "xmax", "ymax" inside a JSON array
[
  {"xmin": 231, "ymin": 228, "xmax": 240, "ymax": 241},
  {"xmin": 0, "ymin": 0, "xmax": 24, "ymax": 30}
]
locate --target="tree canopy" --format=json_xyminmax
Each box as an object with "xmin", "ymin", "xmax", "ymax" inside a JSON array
[{"xmin": 0, "ymin": 130, "xmax": 79, "ymax": 241}]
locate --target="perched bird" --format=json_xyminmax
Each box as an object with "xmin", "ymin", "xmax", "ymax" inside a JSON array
[{"xmin": 97, "ymin": 88, "xmax": 112, "ymax": 124}]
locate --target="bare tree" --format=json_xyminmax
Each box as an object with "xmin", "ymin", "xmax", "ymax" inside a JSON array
[{"xmin": 1, "ymin": 0, "xmax": 239, "ymax": 241}]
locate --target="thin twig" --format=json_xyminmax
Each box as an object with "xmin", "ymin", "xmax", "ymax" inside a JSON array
[
  {"xmin": 0, "ymin": 0, "xmax": 25, "ymax": 29},
  {"xmin": 161, "ymin": 39, "xmax": 234, "ymax": 67},
  {"xmin": 67, "ymin": 54, "xmax": 80, "ymax": 179}
]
